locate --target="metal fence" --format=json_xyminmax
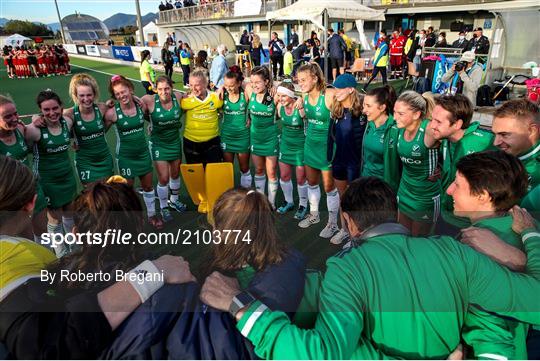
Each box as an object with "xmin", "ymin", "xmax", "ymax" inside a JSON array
[{"xmin": 158, "ymin": 0, "xmax": 281, "ymax": 24}]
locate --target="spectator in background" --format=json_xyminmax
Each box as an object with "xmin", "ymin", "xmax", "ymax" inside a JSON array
[
  {"xmin": 290, "ymin": 27, "xmax": 299, "ymax": 47},
  {"xmin": 441, "ymin": 51, "xmax": 482, "ymax": 106},
  {"xmin": 311, "ymin": 38, "xmax": 322, "ymax": 68},
  {"xmin": 210, "ymin": 44, "xmax": 229, "ymax": 89},
  {"xmin": 283, "ymin": 44, "xmax": 294, "ymax": 78},
  {"xmin": 180, "ymin": 43, "xmax": 192, "ymax": 88},
  {"xmin": 389, "ymin": 30, "xmax": 406, "ymax": 79},
  {"xmin": 434, "ymin": 31, "xmax": 448, "ymax": 48},
  {"xmin": 425, "ymin": 26, "xmax": 437, "ymax": 47},
  {"xmin": 161, "ymin": 42, "xmax": 174, "ymax": 82},
  {"xmin": 166, "ymin": 0, "xmax": 174, "ymax": 10},
  {"xmin": 159, "ymin": 1, "xmax": 166, "ymax": 11},
  {"xmin": 452, "ymin": 31, "xmax": 469, "ymax": 51},
  {"xmin": 240, "ymin": 30, "xmax": 250, "ymax": 46},
  {"xmin": 467, "ymin": 27, "xmax": 490, "ymax": 62},
  {"xmin": 363, "ymin": 30, "xmax": 389, "ymax": 90},
  {"xmin": 327, "ymin": 28, "xmax": 347, "ymax": 82},
  {"xmin": 195, "ymin": 50, "xmax": 208, "ymax": 70},
  {"xmin": 174, "ymin": 0, "xmax": 183, "ymax": 8},
  {"xmin": 174, "ymin": 40, "xmax": 183, "ymax": 66},
  {"xmin": 250, "ymin": 34, "xmax": 263, "ymax": 67},
  {"xmin": 338, "ymin": 29, "xmax": 353, "ymax": 70},
  {"xmin": 269, "ymin": 32, "xmax": 285, "ymax": 80},
  {"xmin": 166, "ymin": 33, "xmax": 174, "ymax": 45},
  {"xmin": 292, "ymin": 40, "xmax": 310, "ymax": 75}
]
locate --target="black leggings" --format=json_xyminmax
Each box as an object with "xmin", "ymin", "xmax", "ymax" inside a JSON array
[
  {"xmin": 181, "ymin": 65, "xmax": 190, "ymax": 86},
  {"xmin": 164, "ymin": 63, "xmax": 173, "ymax": 80},
  {"xmin": 364, "ymin": 66, "xmax": 388, "ymax": 89},
  {"xmin": 183, "ymin": 136, "xmax": 223, "ymax": 166},
  {"xmin": 270, "ymin": 55, "xmax": 283, "ymax": 79},
  {"xmin": 141, "ymin": 81, "xmax": 156, "ymax": 95}
]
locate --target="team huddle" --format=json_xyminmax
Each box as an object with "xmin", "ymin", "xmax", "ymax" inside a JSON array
[
  {"xmin": 2, "ymin": 44, "xmax": 71, "ymax": 79},
  {"xmin": 1, "ymin": 58, "xmax": 540, "ymax": 359}
]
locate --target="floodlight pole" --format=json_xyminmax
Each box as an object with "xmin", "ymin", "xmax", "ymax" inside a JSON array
[
  {"xmin": 54, "ymin": 0, "xmax": 66, "ymax": 43},
  {"xmin": 135, "ymin": 0, "xmax": 145, "ymax": 46}
]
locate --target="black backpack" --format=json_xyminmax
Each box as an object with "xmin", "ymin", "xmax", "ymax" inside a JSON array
[
  {"xmin": 476, "ymin": 85, "xmax": 493, "ymax": 106},
  {"xmin": 414, "ymin": 77, "xmax": 432, "ymax": 94}
]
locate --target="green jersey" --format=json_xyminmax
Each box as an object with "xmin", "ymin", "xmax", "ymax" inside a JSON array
[
  {"xmin": 396, "ymin": 119, "xmax": 441, "ymax": 222},
  {"xmin": 249, "ymin": 92, "xmax": 278, "ymax": 157},
  {"xmin": 361, "ymin": 115, "xmax": 394, "ymax": 179},
  {"xmin": 237, "ymin": 228, "xmax": 540, "ymax": 359},
  {"xmin": 221, "ymin": 91, "xmax": 249, "ymax": 154},
  {"xmin": 0, "ymin": 128, "xmax": 28, "ymax": 163},
  {"xmin": 440, "ymin": 123, "xmax": 495, "ymax": 228},
  {"xmin": 149, "ymin": 95, "xmax": 183, "ymax": 161},
  {"xmin": 461, "ymin": 215, "xmax": 528, "ymax": 359},
  {"xmin": 73, "ymin": 105, "xmax": 114, "ymax": 183},
  {"xmin": 1, "ymin": 129, "xmax": 47, "ymax": 213},
  {"xmin": 278, "ymin": 106, "xmax": 305, "ymax": 166},
  {"xmin": 303, "ymin": 93, "xmax": 332, "ymax": 171},
  {"xmin": 114, "ymin": 104, "xmax": 152, "ymax": 179},
  {"xmin": 33, "ymin": 119, "xmax": 77, "ymax": 209},
  {"xmin": 522, "ymin": 185, "xmax": 539, "ymax": 215},
  {"xmin": 519, "ymin": 140, "xmax": 540, "ymax": 191}
]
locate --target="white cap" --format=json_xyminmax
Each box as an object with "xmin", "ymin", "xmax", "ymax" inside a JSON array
[{"xmin": 460, "ymin": 51, "xmax": 475, "ymax": 63}]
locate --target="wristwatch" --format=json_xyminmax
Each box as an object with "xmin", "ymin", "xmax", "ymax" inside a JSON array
[{"xmin": 229, "ymin": 291, "xmax": 256, "ymax": 318}]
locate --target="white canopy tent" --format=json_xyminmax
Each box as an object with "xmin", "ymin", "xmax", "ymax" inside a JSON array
[
  {"xmin": 266, "ymin": 0, "xmax": 385, "ymax": 79},
  {"xmin": 4, "ymin": 34, "xmax": 32, "ymax": 47}
]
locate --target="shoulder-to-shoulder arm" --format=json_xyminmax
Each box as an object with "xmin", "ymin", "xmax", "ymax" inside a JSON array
[
  {"xmin": 24, "ymin": 123, "xmax": 41, "ymax": 143},
  {"xmin": 463, "ymin": 229, "xmax": 540, "ymax": 324},
  {"xmin": 173, "ymin": 91, "xmax": 186, "ymax": 103},
  {"xmin": 63, "ymin": 107, "xmax": 74, "ymax": 120},
  {"xmin": 103, "ymin": 106, "xmax": 117, "ymax": 126},
  {"xmin": 140, "ymin": 94, "xmax": 154, "ymax": 114},
  {"xmin": 244, "ymin": 83, "xmax": 253, "ymax": 98},
  {"xmin": 63, "ymin": 115, "xmax": 74, "ymax": 129},
  {"xmin": 324, "ymin": 89, "xmax": 336, "ymax": 109}
]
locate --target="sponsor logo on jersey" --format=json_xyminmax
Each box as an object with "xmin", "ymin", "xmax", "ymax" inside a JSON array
[
  {"xmin": 400, "ymin": 156, "xmax": 422, "ymax": 164},
  {"xmin": 411, "ymin": 144, "xmax": 421, "ymax": 157},
  {"xmin": 80, "ymin": 132, "xmax": 104, "ymax": 141},
  {"xmin": 308, "ymin": 118, "xmax": 324, "ymax": 126},
  {"xmin": 46, "ymin": 144, "xmax": 69, "ymax": 153}
]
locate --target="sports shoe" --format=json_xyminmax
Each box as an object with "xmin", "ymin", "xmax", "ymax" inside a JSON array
[
  {"xmin": 319, "ymin": 223, "xmax": 339, "ymax": 238},
  {"xmin": 136, "ymin": 187, "xmax": 144, "ymax": 195},
  {"xmin": 298, "ymin": 213, "xmax": 320, "ymax": 228},
  {"xmin": 342, "ymin": 240, "xmax": 352, "ymax": 249},
  {"xmin": 168, "ymin": 199, "xmax": 187, "ymax": 212},
  {"xmin": 294, "ymin": 205, "xmax": 308, "ymax": 220},
  {"xmin": 277, "ymin": 202, "xmax": 295, "ymax": 214},
  {"xmin": 330, "ymin": 228, "xmax": 349, "ymax": 245},
  {"xmin": 148, "ymin": 215, "xmax": 164, "ymax": 230},
  {"xmin": 161, "ymin": 208, "xmax": 173, "ymax": 223}
]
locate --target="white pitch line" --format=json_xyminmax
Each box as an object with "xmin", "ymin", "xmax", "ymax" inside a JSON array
[
  {"xmin": 70, "ymin": 63, "xmax": 185, "ymax": 94},
  {"xmin": 70, "ymin": 63, "xmax": 141, "ymax": 83}
]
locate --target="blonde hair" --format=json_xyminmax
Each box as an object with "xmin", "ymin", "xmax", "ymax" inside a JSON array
[
  {"xmin": 331, "ymin": 90, "xmax": 364, "ymax": 119},
  {"xmin": 396, "ymin": 90, "xmax": 434, "ymax": 120},
  {"xmin": 190, "ymin": 67, "xmax": 209, "ymax": 84},
  {"xmin": 297, "ymin": 62, "xmax": 326, "ymax": 91},
  {"xmin": 69, "ymin": 73, "xmax": 100, "ymax": 105},
  {"xmin": 0, "ymin": 94, "xmax": 15, "ymax": 107},
  {"xmin": 252, "ymin": 34, "xmax": 261, "ymax": 48}
]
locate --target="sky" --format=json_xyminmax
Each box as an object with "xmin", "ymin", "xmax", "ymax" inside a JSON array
[{"xmin": 1, "ymin": 0, "xmax": 159, "ymax": 24}]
